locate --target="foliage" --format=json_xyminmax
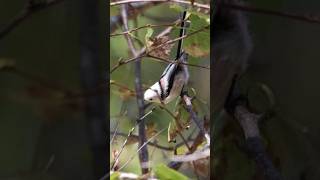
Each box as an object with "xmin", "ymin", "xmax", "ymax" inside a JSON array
[
  {"xmin": 110, "ymin": 1, "xmax": 210, "ymax": 179},
  {"xmin": 154, "ymin": 164, "xmax": 189, "ymax": 180}
]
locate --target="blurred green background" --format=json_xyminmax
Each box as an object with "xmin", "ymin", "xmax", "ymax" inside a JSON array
[{"xmin": 0, "ymin": 0, "xmax": 107, "ymax": 179}]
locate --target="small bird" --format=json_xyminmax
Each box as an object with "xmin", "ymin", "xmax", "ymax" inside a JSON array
[
  {"xmin": 144, "ymin": 10, "xmax": 189, "ymax": 104},
  {"xmin": 144, "ymin": 52, "xmax": 189, "ymax": 104}
]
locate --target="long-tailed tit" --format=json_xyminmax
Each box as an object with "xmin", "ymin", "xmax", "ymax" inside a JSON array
[
  {"xmin": 144, "ymin": 52, "xmax": 189, "ymax": 104},
  {"xmin": 144, "ymin": 10, "xmax": 189, "ymax": 104}
]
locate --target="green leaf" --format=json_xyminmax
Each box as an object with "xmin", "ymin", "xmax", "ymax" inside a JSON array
[
  {"xmin": 154, "ymin": 164, "xmax": 189, "ymax": 180},
  {"xmin": 169, "ymin": 4, "xmax": 209, "ymax": 23},
  {"xmin": 184, "ymin": 15, "xmax": 210, "ymax": 57},
  {"xmin": 145, "ymin": 28, "xmax": 154, "ymax": 41},
  {"xmin": 145, "ymin": 28, "xmax": 154, "ymax": 51},
  {"xmin": 176, "ymin": 145, "xmax": 189, "ymax": 155},
  {"xmin": 110, "ymin": 171, "xmax": 120, "ymax": 180}
]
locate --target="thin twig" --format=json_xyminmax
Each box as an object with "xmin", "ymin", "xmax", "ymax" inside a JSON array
[
  {"xmin": 147, "ymin": 54, "xmax": 210, "ymax": 70},
  {"xmin": 182, "ymin": 94, "xmax": 208, "ymax": 137},
  {"xmin": 117, "ymin": 127, "xmax": 167, "ymax": 171},
  {"xmin": 220, "ymin": 2, "xmax": 320, "ymax": 25},
  {"xmin": 110, "ymin": 107, "xmax": 156, "ymax": 171},
  {"xmin": 110, "ymin": 131, "xmax": 174, "ymax": 151},
  {"xmin": 147, "ymin": 25, "xmax": 209, "ymax": 55},
  {"xmin": 168, "ymin": 125, "xmax": 206, "ymax": 170},
  {"xmin": 102, "ymin": 127, "xmax": 167, "ymax": 180},
  {"xmin": 110, "ymin": 19, "xmax": 176, "ymax": 73},
  {"xmin": 110, "ymin": 80, "xmax": 136, "ymax": 94},
  {"xmin": 110, "ymin": 2, "xmax": 162, "ymax": 33},
  {"xmin": 0, "ymin": 0, "xmax": 66, "ymax": 39},
  {"xmin": 110, "ymin": 22, "xmax": 180, "ymax": 37},
  {"xmin": 110, "ymin": 0, "xmax": 210, "ymax": 10},
  {"xmin": 110, "ymin": 54, "xmax": 147, "ymax": 73},
  {"xmin": 110, "ymin": 103, "xmax": 127, "ymax": 145},
  {"xmin": 110, "ymin": 25, "xmax": 209, "ymax": 74}
]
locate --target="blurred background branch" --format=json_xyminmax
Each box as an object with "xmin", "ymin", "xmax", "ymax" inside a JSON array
[
  {"xmin": 79, "ymin": 0, "xmax": 107, "ymax": 178},
  {"xmin": 0, "ymin": 0, "xmax": 66, "ymax": 39}
]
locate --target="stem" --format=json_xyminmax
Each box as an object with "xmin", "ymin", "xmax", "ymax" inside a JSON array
[{"xmin": 120, "ymin": 4, "xmax": 149, "ymax": 174}]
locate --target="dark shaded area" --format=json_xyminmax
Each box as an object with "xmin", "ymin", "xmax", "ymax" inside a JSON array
[
  {"xmin": 213, "ymin": 0, "xmax": 320, "ymax": 180},
  {"xmin": 0, "ymin": 0, "xmax": 107, "ymax": 179}
]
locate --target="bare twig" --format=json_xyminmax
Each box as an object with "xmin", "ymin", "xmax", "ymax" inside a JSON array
[
  {"xmin": 0, "ymin": 0, "xmax": 66, "ymax": 39},
  {"xmin": 148, "ymin": 25, "xmax": 209, "ymax": 55},
  {"xmin": 110, "ymin": 80, "xmax": 136, "ymax": 94},
  {"xmin": 168, "ymin": 124, "xmax": 207, "ymax": 170},
  {"xmin": 110, "ymin": 22, "xmax": 181, "ymax": 37},
  {"xmin": 110, "ymin": 25, "xmax": 209, "ymax": 74},
  {"xmin": 110, "ymin": 103, "xmax": 127, "ymax": 145},
  {"xmin": 117, "ymin": 127, "xmax": 167, "ymax": 171},
  {"xmin": 103, "ymin": 127, "xmax": 167, "ymax": 180},
  {"xmin": 110, "ymin": 107, "xmax": 155, "ymax": 171},
  {"xmin": 110, "ymin": 2, "xmax": 162, "ymax": 33},
  {"xmin": 110, "ymin": 131, "xmax": 174, "ymax": 151},
  {"xmin": 110, "ymin": 54, "xmax": 147, "ymax": 73},
  {"xmin": 147, "ymin": 54, "xmax": 210, "ymax": 70},
  {"xmin": 220, "ymin": 2, "xmax": 320, "ymax": 25},
  {"xmin": 110, "ymin": 0, "xmax": 210, "ymax": 10},
  {"xmin": 182, "ymin": 94, "xmax": 208, "ymax": 138}
]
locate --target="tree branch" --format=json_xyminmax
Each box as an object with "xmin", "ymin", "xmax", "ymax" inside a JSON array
[
  {"xmin": 110, "ymin": 21, "xmax": 180, "ymax": 37},
  {"xmin": 219, "ymin": 1, "xmax": 320, "ymax": 25},
  {"xmin": 0, "ymin": 0, "xmax": 66, "ymax": 39},
  {"xmin": 110, "ymin": 0, "xmax": 210, "ymax": 10},
  {"xmin": 233, "ymin": 105, "xmax": 282, "ymax": 180},
  {"xmin": 110, "ymin": 1, "xmax": 162, "ymax": 33},
  {"xmin": 110, "ymin": 131, "xmax": 174, "ymax": 151},
  {"xmin": 120, "ymin": 4, "xmax": 149, "ymax": 174},
  {"xmin": 110, "ymin": 25, "xmax": 209, "ymax": 74}
]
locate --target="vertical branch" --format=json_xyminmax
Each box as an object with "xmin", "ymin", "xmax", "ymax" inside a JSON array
[
  {"xmin": 79, "ymin": 0, "xmax": 107, "ymax": 178},
  {"xmin": 234, "ymin": 105, "xmax": 282, "ymax": 180},
  {"xmin": 120, "ymin": 4, "xmax": 149, "ymax": 174}
]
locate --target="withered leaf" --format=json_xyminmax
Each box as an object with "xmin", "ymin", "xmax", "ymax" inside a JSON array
[{"xmin": 147, "ymin": 36, "xmax": 173, "ymax": 59}]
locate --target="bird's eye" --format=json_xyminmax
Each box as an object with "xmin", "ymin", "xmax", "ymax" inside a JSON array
[{"xmin": 149, "ymin": 98, "xmax": 153, "ymax": 101}]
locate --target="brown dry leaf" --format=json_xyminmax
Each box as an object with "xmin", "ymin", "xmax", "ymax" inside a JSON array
[
  {"xmin": 146, "ymin": 122, "xmax": 157, "ymax": 138},
  {"xmin": 147, "ymin": 36, "xmax": 173, "ymax": 59},
  {"xmin": 118, "ymin": 87, "xmax": 135, "ymax": 100},
  {"xmin": 168, "ymin": 122, "xmax": 177, "ymax": 143},
  {"xmin": 112, "ymin": 150, "xmax": 120, "ymax": 171},
  {"xmin": 189, "ymin": 158, "xmax": 210, "ymax": 177},
  {"xmin": 125, "ymin": 134, "xmax": 139, "ymax": 145}
]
